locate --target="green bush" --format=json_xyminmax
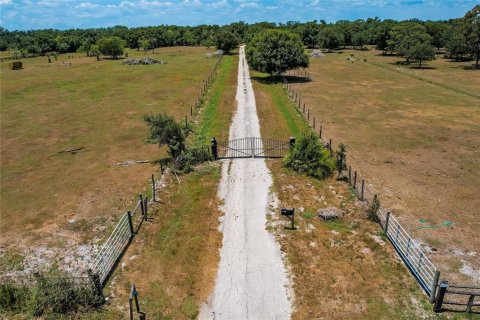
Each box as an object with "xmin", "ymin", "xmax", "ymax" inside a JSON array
[
  {"xmin": 0, "ymin": 271, "xmax": 103, "ymax": 318},
  {"xmin": 284, "ymin": 131, "xmax": 334, "ymax": 180},
  {"xmin": 0, "ymin": 282, "xmax": 29, "ymax": 313}
]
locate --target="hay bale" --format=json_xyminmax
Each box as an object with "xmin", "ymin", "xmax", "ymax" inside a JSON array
[{"xmin": 9, "ymin": 61, "xmax": 22, "ymax": 70}]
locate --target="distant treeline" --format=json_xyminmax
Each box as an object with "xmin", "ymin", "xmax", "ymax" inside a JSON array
[{"xmin": 0, "ymin": 5, "xmax": 478, "ymax": 64}]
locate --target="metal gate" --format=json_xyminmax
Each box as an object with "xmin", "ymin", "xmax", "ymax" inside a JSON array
[{"xmin": 213, "ymin": 137, "xmax": 291, "ymax": 159}]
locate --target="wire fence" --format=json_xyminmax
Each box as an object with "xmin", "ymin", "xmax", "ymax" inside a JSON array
[{"xmin": 283, "ymin": 70, "xmax": 480, "ymax": 313}]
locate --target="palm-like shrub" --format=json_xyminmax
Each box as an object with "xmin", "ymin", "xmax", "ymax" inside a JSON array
[{"xmin": 284, "ymin": 131, "xmax": 334, "ymax": 179}]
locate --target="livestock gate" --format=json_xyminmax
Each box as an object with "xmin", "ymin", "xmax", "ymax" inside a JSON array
[{"xmin": 211, "ymin": 137, "xmax": 294, "ymax": 159}]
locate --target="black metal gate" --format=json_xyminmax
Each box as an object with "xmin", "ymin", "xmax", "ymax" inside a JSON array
[{"xmin": 212, "ymin": 137, "xmax": 291, "ymax": 159}]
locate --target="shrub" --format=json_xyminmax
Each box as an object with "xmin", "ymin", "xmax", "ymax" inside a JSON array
[
  {"xmin": 144, "ymin": 113, "xmax": 187, "ymax": 159},
  {"xmin": 367, "ymin": 194, "xmax": 381, "ymax": 222},
  {"xmin": 0, "ymin": 270, "xmax": 103, "ymax": 318},
  {"xmin": 284, "ymin": 131, "xmax": 334, "ymax": 179}
]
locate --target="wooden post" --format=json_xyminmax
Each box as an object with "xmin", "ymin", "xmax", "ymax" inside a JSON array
[
  {"xmin": 295, "ymin": 92, "xmax": 297, "ymax": 102},
  {"xmin": 329, "ymin": 138, "xmax": 332, "ymax": 156},
  {"xmin": 385, "ymin": 211, "xmax": 391, "ymax": 233},
  {"xmin": 429, "ymin": 271, "xmax": 441, "ymax": 304},
  {"xmin": 434, "ymin": 281, "xmax": 448, "ymax": 312},
  {"xmin": 361, "ymin": 180, "xmax": 365, "ymax": 200},
  {"xmin": 298, "ymin": 98, "xmax": 301, "ymax": 108},
  {"xmin": 127, "ymin": 211, "xmax": 134, "ymax": 235},
  {"xmin": 467, "ymin": 294, "xmax": 475, "ymax": 313},
  {"xmin": 348, "ymin": 166, "xmax": 351, "ymax": 185},
  {"xmin": 139, "ymin": 194, "xmax": 144, "ymax": 216},
  {"xmin": 143, "ymin": 196, "xmax": 148, "ymax": 220},
  {"xmin": 319, "ymin": 125, "xmax": 322, "ymax": 138},
  {"xmin": 307, "ymin": 109, "xmax": 310, "ymax": 120},
  {"xmin": 151, "ymin": 174, "xmax": 156, "ymax": 202},
  {"xmin": 313, "ymin": 117, "xmax": 316, "ymax": 129},
  {"xmin": 353, "ymin": 171, "xmax": 357, "ymax": 189},
  {"xmin": 190, "ymin": 106, "xmax": 193, "ymax": 116},
  {"xmin": 303, "ymin": 104, "xmax": 305, "ymax": 113}
]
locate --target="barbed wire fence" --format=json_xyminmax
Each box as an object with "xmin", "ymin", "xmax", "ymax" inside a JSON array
[{"xmin": 282, "ymin": 70, "xmax": 479, "ymax": 314}]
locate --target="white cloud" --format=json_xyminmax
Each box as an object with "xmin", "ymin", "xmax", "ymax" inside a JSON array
[
  {"xmin": 0, "ymin": 0, "xmax": 12, "ymax": 5},
  {"xmin": 76, "ymin": 2, "xmax": 98, "ymax": 9}
]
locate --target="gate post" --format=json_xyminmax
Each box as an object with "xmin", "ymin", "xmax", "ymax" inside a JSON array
[
  {"xmin": 429, "ymin": 271, "xmax": 441, "ymax": 303},
  {"xmin": 434, "ymin": 280, "xmax": 448, "ymax": 312},
  {"xmin": 289, "ymin": 137, "xmax": 296, "ymax": 147},
  {"xmin": 211, "ymin": 137, "xmax": 218, "ymax": 160}
]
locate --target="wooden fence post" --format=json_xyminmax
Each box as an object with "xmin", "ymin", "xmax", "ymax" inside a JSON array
[
  {"xmin": 348, "ymin": 166, "xmax": 351, "ymax": 185},
  {"xmin": 313, "ymin": 116, "xmax": 316, "ymax": 129},
  {"xmin": 353, "ymin": 171, "xmax": 357, "ymax": 189},
  {"xmin": 329, "ymin": 138, "xmax": 332, "ymax": 156},
  {"xmin": 190, "ymin": 106, "xmax": 193, "ymax": 116},
  {"xmin": 385, "ymin": 211, "xmax": 391, "ymax": 233},
  {"xmin": 127, "ymin": 211, "xmax": 135, "ymax": 236},
  {"xmin": 434, "ymin": 281, "xmax": 448, "ymax": 312},
  {"xmin": 139, "ymin": 194, "xmax": 144, "ymax": 216},
  {"xmin": 307, "ymin": 109, "xmax": 310, "ymax": 120},
  {"xmin": 143, "ymin": 197, "xmax": 148, "ymax": 220},
  {"xmin": 361, "ymin": 180, "xmax": 365, "ymax": 200},
  {"xmin": 298, "ymin": 98, "xmax": 301, "ymax": 108},
  {"xmin": 303, "ymin": 104, "xmax": 305, "ymax": 114},
  {"xmin": 319, "ymin": 125, "xmax": 322, "ymax": 138},
  {"xmin": 429, "ymin": 271, "xmax": 441, "ymax": 303},
  {"xmin": 151, "ymin": 174, "xmax": 156, "ymax": 202}
]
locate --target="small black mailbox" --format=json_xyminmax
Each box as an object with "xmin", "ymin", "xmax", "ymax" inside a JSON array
[
  {"xmin": 281, "ymin": 208, "xmax": 294, "ymax": 216},
  {"xmin": 281, "ymin": 208, "xmax": 295, "ymax": 230}
]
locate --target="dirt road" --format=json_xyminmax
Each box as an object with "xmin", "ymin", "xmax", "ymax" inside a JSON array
[{"xmin": 199, "ymin": 46, "xmax": 292, "ymax": 319}]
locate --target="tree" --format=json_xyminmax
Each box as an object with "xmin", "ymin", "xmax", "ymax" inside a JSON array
[
  {"xmin": 77, "ymin": 39, "xmax": 92, "ymax": 56},
  {"xmin": 463, "ymin": 5, "xmax": 480, "ymax": 69},
  {"xmin": 352, "ymin": 31, "xmax": 369, "ymax": 50},
  {"xmin": 144, "ymin": 113, "xmax": 186, "ymax": 159},
  {"xmin": 317, "ymin": 26, "xmax": 343, "ymax": 51},
  {"xmin": 138, "ymin": 38, "xmax": 150, "ymax": 53},
  {"xmin": 445, "ymin": 27, "xmax": 467, "ymax": 60},
  {"xmin": 388, "ymin": 22, "xmax": 431, "ymax": 59},
  {"xmin": 214, "ymin": 29, "xmax": 238, "ymax": 54},
  {"xmin": 405, "ymin": 42, "xmax": 436, "ymax": 68},
  {"xmin": 96, "ymin": 36, "xmax": 125, "ymax": 59},
  {"xmin": 246, "ymin": 29, "xmax": 309, "ymax": 75},
  {"xmin": 90, "ymin": 44, "xmax": 101, "ymax": 61},
  {"xmin": 425, "ymin": 21, "xmax": 448, "ymax": 50}
]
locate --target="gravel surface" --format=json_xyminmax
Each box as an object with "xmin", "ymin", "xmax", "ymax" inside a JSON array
[{"xmin": 199, "ymin": 46, "xmax": 292, "ymax": 319}]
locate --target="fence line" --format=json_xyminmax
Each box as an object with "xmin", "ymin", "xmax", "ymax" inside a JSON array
[{"xmin": 279, "ymin": 71, "xmax": 473, "ymax": 310}]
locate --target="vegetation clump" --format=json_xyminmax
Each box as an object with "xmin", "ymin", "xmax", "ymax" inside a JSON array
[
  {"xmin": 284, "ymin": 131, "xmax": 334, "ymax": 180},
  {"xmin": 144, "ymin": 113, "xmax": 212, "ymax": 173},
  {"xmin": 0, "ymin": 270, "xmax": 103, "ymax": 318},
  {"xmin": 367, "ymin": 194, "xmax": 381, "ymax": 223}
]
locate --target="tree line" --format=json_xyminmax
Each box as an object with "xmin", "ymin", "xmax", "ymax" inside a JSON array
[{"xmin": 1, "ymin": 5, "xmax": 478, "ymax": 68}]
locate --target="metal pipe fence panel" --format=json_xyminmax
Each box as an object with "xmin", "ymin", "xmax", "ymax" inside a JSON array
[
  {"xmin": 385, "ymin": 213, "xmax": 437, "ymax": 295},
  {"xmin": 90, "ymin": 212, "xmax": 132, "ymax": 284}
]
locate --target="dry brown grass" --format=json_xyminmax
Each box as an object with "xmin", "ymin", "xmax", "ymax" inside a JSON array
[
  {"xmin": 288, "ymin": 49, "xmax": 480, "ymax": 284},
  {"xmin": 0, "ymin": 47, "xmax": 217, "ymax": 251}
]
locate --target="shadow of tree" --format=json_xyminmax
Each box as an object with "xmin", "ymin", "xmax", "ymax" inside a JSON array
[{"xmin": 251, "ymin": 75, "xmax": 311, "ymax": 85}]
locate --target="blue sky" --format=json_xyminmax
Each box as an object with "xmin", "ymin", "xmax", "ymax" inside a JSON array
[{"xmin": 0, "ymin": 0, "xmax": 476, "ymax": 31}]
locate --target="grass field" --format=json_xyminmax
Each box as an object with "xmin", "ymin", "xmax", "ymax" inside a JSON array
[
  {"xmin": 252, "ymin": 70, "xmax": 477, "ymax": 319},
  {"xmin": 287, "ymin": 49, "xmax": 480, "ymax": 284},
  {"xmin": 0, "ymin": 47, "xmax": 218, "ymax": 257}
]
